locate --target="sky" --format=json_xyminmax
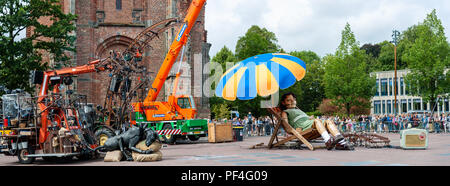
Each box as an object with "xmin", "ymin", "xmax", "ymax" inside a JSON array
[{"xmin": 204, "ymin": 0, "xmax": 450, "ymax": 58}]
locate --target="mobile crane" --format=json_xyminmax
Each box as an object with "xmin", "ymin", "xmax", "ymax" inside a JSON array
[{"xmin": 131, "ymin": 0, "xmax": 208, "ymax": 144}]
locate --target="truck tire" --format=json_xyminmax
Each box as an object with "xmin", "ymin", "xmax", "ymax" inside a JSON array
[
  {"xmin": 95, "ymin": 128, "xmax": 115, "ymax": 146},
  {"xmin": 162, "ymin": 124, "xmax": 176, "ymax": 145},
  {"xmin": 188, "ymin": 135, "xmax": 200, "ymax": 141},
  {"xmin": 18, "ymin": 148, "xmax": 35, "ymax": 164}
]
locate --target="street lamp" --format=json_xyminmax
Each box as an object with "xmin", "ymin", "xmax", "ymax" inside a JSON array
[{"xmin": 391, "ymin": 30, "xmax": 400, "ymax": 116}]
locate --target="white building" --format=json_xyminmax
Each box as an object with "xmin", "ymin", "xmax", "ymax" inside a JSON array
[{"xmin": 371, "ymin": 69, "xmax": 449, "ymax": 115}]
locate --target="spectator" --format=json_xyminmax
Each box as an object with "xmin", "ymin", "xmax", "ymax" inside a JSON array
[
  {"xmin": 446, "ymin": 114, "xmax": 450, "ymax": 133},
  {"xmin": 243, "ymin": 116, "xmax": 250, "ymax": 137},
  {"xmin": 427, "ymin": 114, "xmax": 433, "ymax": 132},
  {"xmin": 373, "ymin": 115, "xmax": 379, "ymax": 133},
  {"xmin": 358, "ymin": 116, "xmax": 363, "ymax": 132},
  {"xmin": 422, "ymin": 114, "xmax": 428, "ymax": 130},
  {"xmin": 381, "ymin": 115, "xmax": 388, "ymax": 132},
  {"xmin": 247, "ymin": 117, "xmax": 251, "ymax": 135},
  {"xmin": 252, "ymin": 117, "xmax": 256, "ymax": 136},
  {"xmin": 408, "ymin": 114, "xmax": 414, "ymax": 129},
  {"xmin": 257, "ymin": 117, "xmax": 263, "ymax": 136},
  {"xmin": 434, "ymin": 114, "xmax": 441, "ymax": 133},
  {"xmin": 386, "ymin": 115, "xmax": 393, "ymax": 133},
  {"xmin": 400, "ymin": 114, "xmax": 406, "ymax": 131},
  {"xmin": 366, "ymin": 115, "xmax": 372, "ymax": 132},
  {"xmin": 231, "ymin": 117, "xmax": 240, "ymax": 126},
  {"xmin": 247, "ymin": 112, "xmax": 253, "ymax": 136},
  {"xmin": 264, "ymin": 116, "xmax": 272, "ymax": 136}
]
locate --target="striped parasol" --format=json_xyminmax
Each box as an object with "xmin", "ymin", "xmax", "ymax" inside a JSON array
[{"xmin": 215, "ymin": 53, "xmax": 307, "ymax": 101}]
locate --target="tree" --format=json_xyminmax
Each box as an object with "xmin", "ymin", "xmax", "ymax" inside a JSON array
[
  {"xmin": 209, "ymin": 46, "xmax": 237, "ymax": 116},
  {"xmin": 235, "ymin": 25, "xmax": 281, "ymax": 60},
  {"xmin": 318, "ymin": 99, "xmax": 339, "ymax": 116},
  {"xmin": 0, "ymin": 0, "xmax": 77, "ymax": 93},
  {"xmin": 323, "ymin": 23, "xmax": 376, "ymax": 116},
  {"xmin": 377, "ymin": 40, "xmax": 396, "ymax": 71},
  {"xmin": 211, "ymin": 103, "xmax": 230, "ymax": 120},
  {"xmin": 212, "ymin": 25, "xmax": 281, "ymax": 117},
  {"xmin": 361, "ymin": 43, "xmax": 381, "ymax": 58},
  {"xmin": 286, "ymin": 50, "xmax": 325, "ymax": 113},
  {"xmin": 402, "ymin": 9, "xmax": 450, "ymax": 113},
  {"xmin": 211, "ymin": 45, "xmax": 237, "ymax": 69}
]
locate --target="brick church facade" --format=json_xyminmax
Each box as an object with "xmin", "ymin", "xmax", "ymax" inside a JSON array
[{"xmin": 35, "ymin": 0, "xmax": 211, "ymax": 118}]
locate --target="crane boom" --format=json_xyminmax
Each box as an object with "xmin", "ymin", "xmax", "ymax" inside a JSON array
[{"xmin": 144, "ymin": 0, "xmax": 206, "ymax": 103}]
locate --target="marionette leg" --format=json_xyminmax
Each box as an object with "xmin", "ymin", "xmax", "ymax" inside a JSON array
[
  {"xmin": 324, "ymin": 120, "xmax": 343, "ymax": 137},
  {"xmin": 313, "ymin": 119, "xmax": 330, "ymax": 140},
  {"xmin": 313, "ymin": 119, "xmax": 336, "ymax": 150},
  {"xmin": 325, "ymin": 120, "xmax": 353, "ymax": 150}
]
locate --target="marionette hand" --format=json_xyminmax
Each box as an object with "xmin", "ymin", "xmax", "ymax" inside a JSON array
[{"xmin": 143, "ymin": 149, "xmax": 154, "ymax": 154}]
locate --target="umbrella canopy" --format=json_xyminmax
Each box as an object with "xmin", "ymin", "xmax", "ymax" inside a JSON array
[{"xmin": 215, "ymin": 53, "xmax": 307, "ymax": 101}]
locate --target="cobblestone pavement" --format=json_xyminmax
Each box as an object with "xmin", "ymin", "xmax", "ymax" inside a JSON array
[{"xmin": 1, "ymin": 133, "xmax": 449, "ymax": 166}]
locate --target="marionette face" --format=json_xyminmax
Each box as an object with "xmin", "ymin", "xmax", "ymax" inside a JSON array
[{"xmin": 282, "ymin": 94, "xmax": 297, "ymax": 109}]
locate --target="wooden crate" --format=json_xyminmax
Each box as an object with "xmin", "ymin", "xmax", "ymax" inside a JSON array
[{"xmin": 208, "ymin": 123, "xmax": 233, "ymax": 143}]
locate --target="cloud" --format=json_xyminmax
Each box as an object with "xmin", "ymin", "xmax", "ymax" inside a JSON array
[{"xmin": 205, "ymin": 0, "xmax": 450, "ymax": 58}]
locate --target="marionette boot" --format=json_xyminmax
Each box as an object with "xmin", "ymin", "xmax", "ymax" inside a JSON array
[
  {"xmin": 335, "ymin": 139, "xmax": 354, "ymax": 150},
  {"xmin": 325, "ymin": 137, "xmax": 337, "ymax": 150}
]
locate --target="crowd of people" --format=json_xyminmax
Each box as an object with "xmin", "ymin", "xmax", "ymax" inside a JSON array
[
  {"xmin": 318, "ymin": 113, "xmax": 450, "ymax": 134},
  {"xmin": 226, "ymin": 112, "xmax": 450, "ymax": 137},
  {"xmin": 230, "ymin": 113, "xmax": 275, "ymax": 137}
]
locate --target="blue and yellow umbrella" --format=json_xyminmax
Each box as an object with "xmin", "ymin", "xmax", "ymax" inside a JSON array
[{"xmin": 215, "ymin": 53, "xmax": 307, "ymax": 101}]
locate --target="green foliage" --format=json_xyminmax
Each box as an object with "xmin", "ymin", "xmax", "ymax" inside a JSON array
[
  {"xmin": 284, "ymin": 50, "xmax": 324, "ymax": 113},
  {"xmin": 336, "ymin": 23, "xmax": 359, "ymax": 58},
  {"xmin": 0, "ymin": 0, "xmax": 77, "ymax": 93},
  {"xmin": 306, "ymin": 110, "xmax": 322, "ymax": 117},
  {"xmin": 323, "ymin": 23, "xmax": 376, "ymax": 116},
  {"xmin": 402, "ymin": 9, "xmax": 450, "ymax": 110},
  {"xmin": 211, "ymin": 103, "xmax": 230, "ymax": 120},
  {"xmin": 213, "ymin": 25, "xmax": 281, "ymax": 117},
  {"xmin": 209, "ymin": 46, "xmax": 236, "ymax": 116},
  {"xmin": 376, "ymin": 41, "xmax": 396, "ymax": 71},
  {"xmin": 361, "ymin": 43, "xmax": 381, "ymax": 58},
  {"xmin": 235, "ymin": 25, "xmax": 281, "ymax": 60},
  {"xmin": 211, "ymin": 45, "xmax": 237, "ymax": 69}
]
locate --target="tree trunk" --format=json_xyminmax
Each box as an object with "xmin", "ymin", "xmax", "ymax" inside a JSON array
[
  {"xmin": 346, "ymin": 103, "xmax": 351, "ymax": 117},
  {"xmin": 430, "ymin": 96, "xmax": 437, "ymax": 115}
]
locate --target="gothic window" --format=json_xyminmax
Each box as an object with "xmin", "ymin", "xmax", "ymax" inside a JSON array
[
  {"xmin": 172, "ymin": 0, "xmax": 178, "ymax": 18},
  {"xmin": 132, "ymin": 10, "xmax": 142, "ymax": 24},
  {"xmin": 96, "ymin": 11, "xmax": 105, "ymax": 23},
  {"xmin": 116, "ymin": 0, "xmax": 122, "ymax": 10}
]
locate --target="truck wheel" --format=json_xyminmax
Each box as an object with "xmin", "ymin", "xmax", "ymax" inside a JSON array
[
  {"xmin": 95, "ymin": 128, "xmax": 115, "ymax": 146},
  {"xmin": 18, "ymin": 148, "xmax": 35, "ymax": 164},
  {"xmin": 188, "ymin": 135, "xmax": 200, "ymax": 141},
  {"xmin": 162, "ymin": 124, "xmax": 176, "ymax": 145}
]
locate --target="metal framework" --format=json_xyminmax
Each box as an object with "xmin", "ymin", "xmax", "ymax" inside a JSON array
[{"xmin": 343, "ymin": 132, "xmax": 391, "ymax": 148}]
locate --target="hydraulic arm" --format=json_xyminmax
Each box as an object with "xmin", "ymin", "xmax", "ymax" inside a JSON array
[
  {"xmin": 37, "ymin": 59, "xmax": 111, "ymax": 144},
  {"xmin": 144, "ymin": 0, "xmax": 206, "ymax": 103}
]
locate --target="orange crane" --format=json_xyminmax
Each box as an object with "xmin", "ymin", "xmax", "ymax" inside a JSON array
[{"xmin": 131, "ymin": 0, "xmax": 208, "ymax": 143}]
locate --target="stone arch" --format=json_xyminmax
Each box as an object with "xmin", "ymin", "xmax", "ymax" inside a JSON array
[{"xmin": 95, "ymin": 35, "xmax": 135, "ymax": 58}]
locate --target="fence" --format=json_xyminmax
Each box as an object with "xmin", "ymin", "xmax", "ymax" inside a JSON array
[{"xmin": 337, "ymin": 120, "xmax": 449, "ymax": 134}]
